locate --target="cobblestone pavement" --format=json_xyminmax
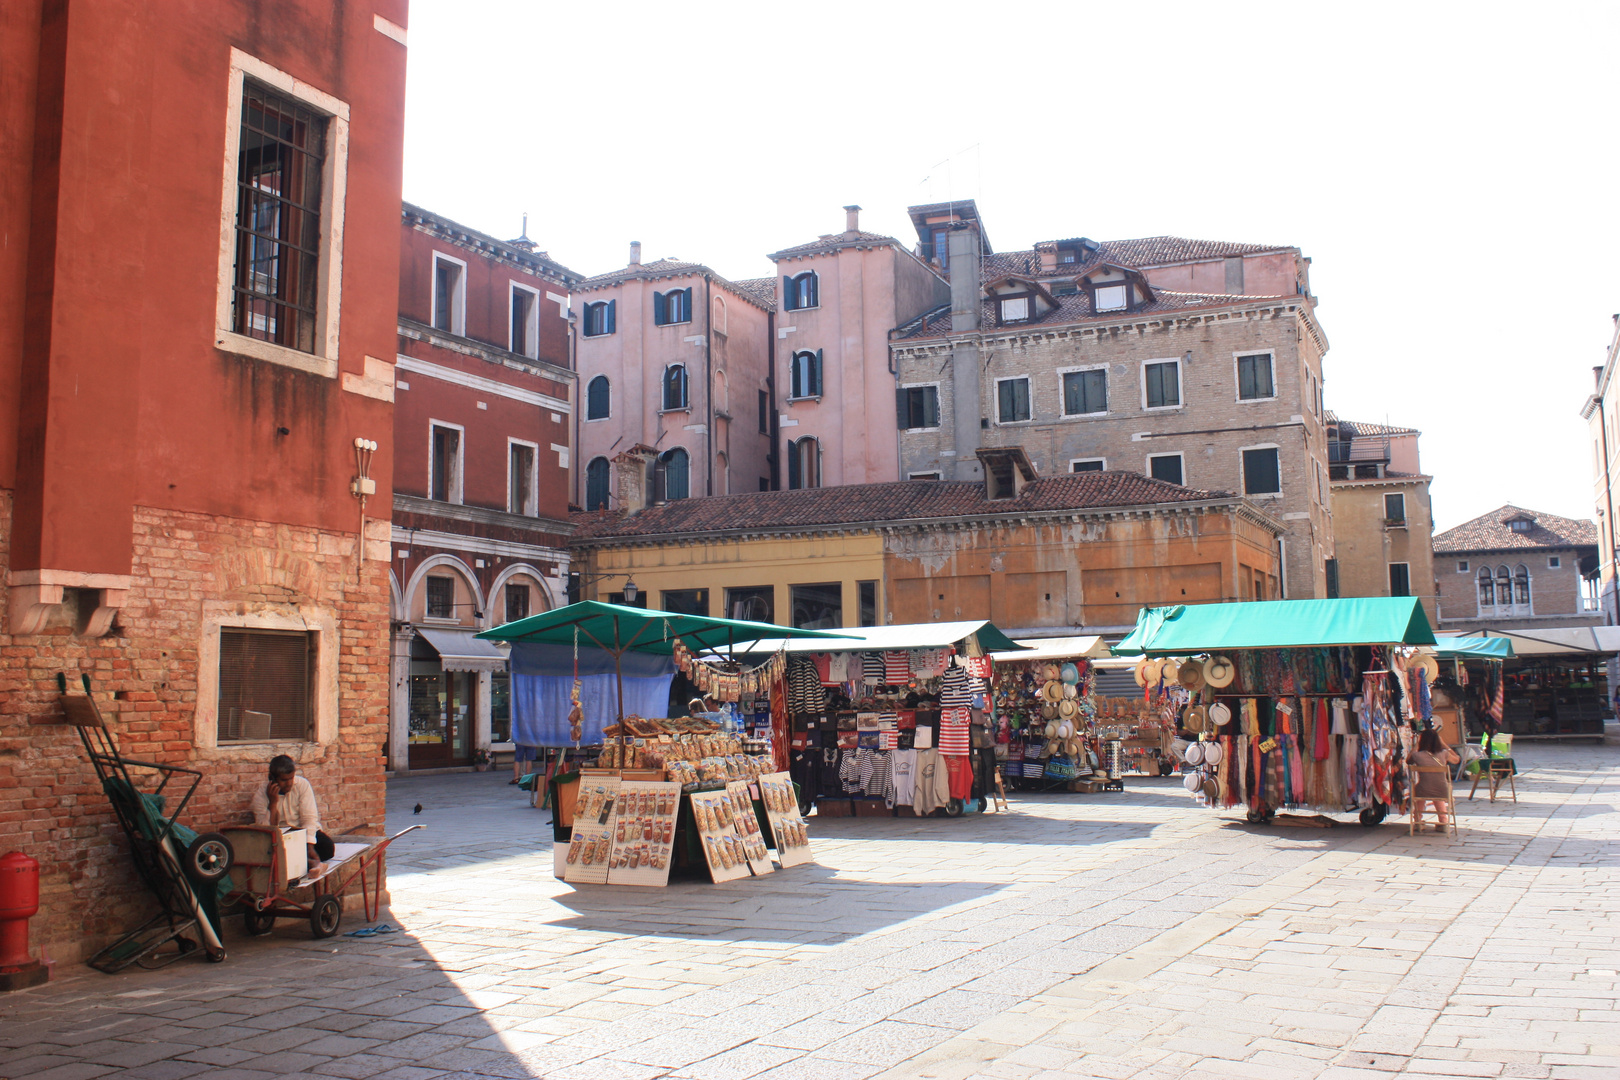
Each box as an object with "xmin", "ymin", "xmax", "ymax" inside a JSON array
[{"xmin": 2, "ymin": 740, "xmax": 1616, "ymax": 1080}]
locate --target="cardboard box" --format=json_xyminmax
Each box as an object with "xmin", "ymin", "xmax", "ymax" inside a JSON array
[{"xmin": 277, "ymin": 828, "xmax": 308, "ymax": 883}]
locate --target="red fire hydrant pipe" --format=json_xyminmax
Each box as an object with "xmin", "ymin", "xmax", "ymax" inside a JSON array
[{"xmin": 0, "ymin": 851, "xmax": 45, "ymax": 989}]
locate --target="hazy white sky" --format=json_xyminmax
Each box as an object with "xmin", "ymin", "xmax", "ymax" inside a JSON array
[{"xmin": 401, "ymin": 1, "xmax": 1619, "ymax": 532}]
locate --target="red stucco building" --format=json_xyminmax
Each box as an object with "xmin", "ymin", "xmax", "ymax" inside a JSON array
[
  {"xmin": 0, "ymin": 0, "xmax": 407, "ymax": 960},
  {"xmin": 389, "ymin": 206, "xmax": 580, "ymax": 772}
]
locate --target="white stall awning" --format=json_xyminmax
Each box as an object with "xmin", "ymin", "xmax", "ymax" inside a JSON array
[{"xmin": 417, "ymin": 628, "xmax": 509, "ymax": 673}]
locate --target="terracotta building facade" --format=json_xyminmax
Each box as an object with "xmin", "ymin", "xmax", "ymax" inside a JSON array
[
  {"xmin": 390, "ymin": 205, "xmax": 581, "ymax": 772},
  {"xmin": 0, "ymin": 1, "xmax": 407, "ymax": 958}
]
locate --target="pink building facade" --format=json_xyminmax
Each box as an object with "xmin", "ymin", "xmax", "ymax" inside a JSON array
[{"xmin": 574, "ymin": 246, "xmax": 775, "ymax": 507}]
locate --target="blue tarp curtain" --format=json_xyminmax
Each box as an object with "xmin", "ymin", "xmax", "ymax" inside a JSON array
[{"xmin": 508, "ymin": 643, "xmax": 674, "ymax": 747}]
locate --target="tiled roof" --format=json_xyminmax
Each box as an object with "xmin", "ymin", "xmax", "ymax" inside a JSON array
[
  {"xmin": 573, "ymin": 470, "xmax": 1240, "ymax": 541},
  {"xmin": 768, "ymin": 231, "xmax": 902, "ymax": 260},
  {"xmin": 893, "ymin": 289, "xmax": 1294, "ymax": 342},
  {"xmin": 402, "ymin": 202, "xmax": 583, "ymax": 285},
  {"xmin": 979, "ymin": 236, "xmax": 1293, "ymax": 284},
  {"xmin": 1324, "ymin": 413, "xmax": 1419, "ymax": 438},
  {"xmin": 574, "ymin": 260, "xmax": 774, "ymax": 312},
  {"xmin": 730, "ymin": 277, "xmax": 777, "ymax": 310},
  {"xmin": 1433, "ymin": 505, "xmax": 1598, "ymax": 554}
]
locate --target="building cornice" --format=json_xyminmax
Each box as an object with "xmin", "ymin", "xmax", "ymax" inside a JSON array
[
  {"xmin": 398, "ymin": 319, "xmax": 576, "ymax": 386},
  {"xmin": 573, "ymin": 267, "xmax": 774, "ymax": 313},
  {"xmin": 403, "ymin": 203, "xmax": 582, "ymax": 286},
  {"xmin": 1331, "ymin": 474, "xmax": 1433, "ymax": 489},
  {"xmin": 395, "ymin": 494, "xmax": 576, "ymax": 538}
]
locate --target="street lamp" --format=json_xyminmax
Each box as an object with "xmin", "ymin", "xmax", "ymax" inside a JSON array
[{"xmin": 568, "ymin": 571, "xmax": 640, "ymax": 605}]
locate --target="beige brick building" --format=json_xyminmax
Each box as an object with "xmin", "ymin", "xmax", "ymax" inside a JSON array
[
  {"xmin": 1325, "ymin": 416, "xmax": 1437, "ymax": 623},
  {"xmin": 1433, "ymin": 506, "xmax": 1601, "ymax": 630},
  {"xmin": 891, "ymin": 203, "xmax": 1331, "ymax": 601}
]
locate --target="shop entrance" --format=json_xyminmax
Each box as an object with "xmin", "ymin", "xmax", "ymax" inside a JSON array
[{"xmin": 408, "ymin": 638, "xmax": 476, "ymax": 769}]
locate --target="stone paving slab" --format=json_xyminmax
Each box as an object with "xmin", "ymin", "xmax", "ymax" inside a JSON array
[{"xmin": 1, "ymin": 740, "xmax": 1615, "ymax": 1079}]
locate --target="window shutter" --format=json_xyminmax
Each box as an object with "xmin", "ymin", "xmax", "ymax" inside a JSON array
[
  {"xmin": 896, "ymin": 389, "xmax": 909, "ymax": 428},
  {"xmin": 787, "ymin": 438, "xmax": 800, "ymax": 489},
  {"xmin": 654, "ymin": 291, "xmax": 667, "ymax": 326},
  {"xmin": 783, "ymin": 276, "xmax": 793, "ymax": 311},
  {"xmin": 925, "ymin": 387, "xmax": 939, "ymax": 428},
  {"xmin": 682, "ymin": 287, "xmax": 693, "ymax": 322},
  {"xmin": 807, "ymin": 273, "xmax": 818, "ymax": 308},
  {"xmin": 813, "ymin": 349, "xmax": 823, "ymax": 396},
  {"xmin": 606, "ymin": 299, "xmax": 616, "ymax": 334}
]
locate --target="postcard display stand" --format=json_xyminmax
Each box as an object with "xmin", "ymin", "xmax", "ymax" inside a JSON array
[
  {"xmin": 689, "ymin": 788, "xmax": 766, "ymax": 883},
  {"xmin": 759, "ymin": 771, "xmax": 813, "ymax": 868},
  {"xmin": 563, "ymin": 773, "xmax": 683, "ymax": 887}
]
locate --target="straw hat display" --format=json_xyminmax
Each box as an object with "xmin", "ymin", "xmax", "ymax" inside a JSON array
[
  {"xmin": 1203, "ymin": 655, "xmax": 1236, "ymax": 688},
  {"xmin": 1184, "ymin": 741, "xmax": 1206, "ymax": 766},
  {"xmin": 1408, "ymin": 653, "xmax": 1439, "ymax": 685},
  {"xmin": 1184, "ymin": 704, "xmax": 1208, "ymax": 733},
  {"xmin": 1060, "ymin": 662, "xmax": 1081, "ymax": 685},
  {"xmin": 1177, "ymin": 660, "xmax": 1206, "ymax": 692},
  {"xmin": 1208, "ymin": 701, "xmax": 1232, "ymax": 728},
  {"xmin": 1202, "ymin": 741, "xmax": 1224, "ymax": 766},
  {"xmin": 1058, "ymin": 697, "xmax": 1079, "ymax": 720}
]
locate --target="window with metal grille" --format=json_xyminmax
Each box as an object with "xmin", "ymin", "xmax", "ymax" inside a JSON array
[
  {"xmin": 426, "ymin": 576, "xmax": 455, "ymax": 619},
  {"xmin": 232, "ymin": 84, "xmax": 327, "ymax": 352},
  {"xmin": 505, "ymin": 583, "xmax": 530, "ymax": 624},
  {"xmin": 217, "ymin": 628, "xmax": 314, "ymax": 742}
]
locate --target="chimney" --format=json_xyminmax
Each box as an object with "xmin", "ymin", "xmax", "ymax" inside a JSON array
[
  {"xmin": 843, "ymin": 204, "xmax": 861, "ymax": 238},
  {"xmin": 613, "ymin": 445, "xmax": 657, "ymax": 514},
  {"xmin": 629, "ymin": 241, "xmax": 642, "ymax": 266},
  {"xmin": 948, "ymin": 222, "xmax": 981, "ymax": 333},
  {"xmin": 947, "ymin": 221, "xmax": 985, "ymax": 481}
]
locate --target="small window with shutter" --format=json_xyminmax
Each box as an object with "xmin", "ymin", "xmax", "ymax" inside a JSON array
[
  {"xmin": 897, "ymin": 385, "xmax": 939, "ymax": 430},
  {"xmin": 217, "ymin": 628, "xmax": 314, "ymax": 742}
]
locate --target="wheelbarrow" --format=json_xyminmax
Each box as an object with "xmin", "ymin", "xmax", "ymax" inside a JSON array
[{"xmin": 220, "ymin": 824, "xmax": 422, "ymax": 938}]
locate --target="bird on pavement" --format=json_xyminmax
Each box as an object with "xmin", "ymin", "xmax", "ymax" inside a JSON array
[{"xmin": 413, "ymin": 803, "xmax": 423, "ymax": 815}]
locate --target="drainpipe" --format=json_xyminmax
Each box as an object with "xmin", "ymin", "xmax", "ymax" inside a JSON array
[
  {"xmin": 767, "ymin": 310, "xmax": 779, "ymax": 490},
  {"xmin": 1600, "ymin": 401, "xmax": 1618, "ymax": 623},
  {"xmin": 568, "ymin": 305, "xmax": 580, "ymax": 508},
  {"xmin": 705, "ymin": 275, "xmax": 714, "ymax": 497}
]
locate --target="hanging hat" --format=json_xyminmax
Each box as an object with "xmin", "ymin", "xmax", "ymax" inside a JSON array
[
  {"xmin": 1056, "ymin": 721, "xmax": 1073, "ymax": 740},
  {"xmin": 1134, "ymin": 659, "xmax": 1152, "ymax": 687},
  {"xmin": 1041, "ymin": 703, "xmax": 1058, "ymax": 720},
  {"xmin": 1208, "ymin": 701, "xmax": 1232, "ymax": 727},
  {"xmin": 1200, "ymin": 774, "xmax": 1220, "ymax": 801},
  {"xmin": 1062, "ymin": 681, "xmax": 1079, "ymax": 699},
  {"xmin": 1058, "ymin": 697, "xmax": 1079, "ymax": 720},
  {"xmin": 1409, "ymin": 654, "xmax": 1439, "ymax": 685},
  {"xmin": 1185, "ymin": 704, "xmax": 1208, "ymax": 733},
  {"xmin": 1044, "ymin": 721, "xmax": 1059, "ymax": 739},
  {"xmin": 1060, "ymin": 662, "xmax": 1081, "ymax": 686},
  {"xmin": 1184, "ymin": 741, "xmax": 1206, "ymax": 766},
  {"xmin": 1203, "ymin": 656, "xmax": 1236, "ymax": 688},
  {"xmin": 1183, "ymin": 771, "xmax": 1201, "ymax": 793},
  {"xmin": 1203, "ymin": 741, "xmax": 1224, "ymax": 766},
  {"xmin": 1177, "ymin": 660, "xmax": 1206, "ymax": 691}
]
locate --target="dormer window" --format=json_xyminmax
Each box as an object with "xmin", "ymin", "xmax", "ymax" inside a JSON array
[
  {"xmin": 1094, "ymin": 284, "xmax": 1128, "ymax": 312},
  {"xmin": 1508, "ymin": 517, "xmax": 1534, "ymax": 533},
  {"xmin": 999, "ymin": 296, "xmax": 1029, "ymax": 323}
]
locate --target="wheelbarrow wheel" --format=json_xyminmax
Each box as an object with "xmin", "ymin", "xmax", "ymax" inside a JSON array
[
  {"xmin": 206, "ymin": 947, "xmax": 227, "ymax": 963},
  {"xmin": 184, "ymin": 833, "xmax": 235, "ymax": 884},
  {"xmin": 310, "ymin": 894, "xmax": 342, "ymax": 939},
  {"xmin": 241, "ymin": 908, "xmax": 275, "ymax": 936}
]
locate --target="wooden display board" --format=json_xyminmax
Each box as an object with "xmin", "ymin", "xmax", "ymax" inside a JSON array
[
  {"xmin": 605, "ymin": 781, "xmax": 681, "ymax": 887},
  {"xmin": 725, "ymin": 780, "xmax": 774, "ymax": 877},
  {"xmin": 688, "ymin": 790, "xmax": 753, "ymax": 883},
  {"xmin": 563, "ymin": 775, "xmax": 621, "ymax": 885},
  {"xmin": 758, "ymin": 772, "xmax": 813, "ymax": 868}
]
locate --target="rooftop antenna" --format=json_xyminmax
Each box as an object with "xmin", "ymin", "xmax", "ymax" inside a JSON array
[{"xmin": 508, "ymin": 212, "xmax": 536, "ymax": 252}]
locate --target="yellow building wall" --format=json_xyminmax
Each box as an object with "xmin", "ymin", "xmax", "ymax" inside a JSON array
[{"xmin": 578, "ymin": 532, "xmax": 886, "ymax": 627}]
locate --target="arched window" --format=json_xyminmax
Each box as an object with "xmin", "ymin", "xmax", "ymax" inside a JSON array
[
  {"xmin": 585, "ymin": 456, "xmax": 611, "ymax": 511},
  {"xmin": 787, "ymin": 436, "xmax": 820, "ymax": 490},
  {"xmin": 790, "ymin": 349, "xmax": 822, "ymax": 399},
  {"xmin": 662, "ymin": 364, "xmax": 688, "ymax": 410},
  {"xmin": 713, "ymin": 369, "xmax": 728, "ymax": 412},
  {"xmin": 1496, "ymin": 566, "xmax": 1512, "ymax": 608},
  {"xmin": 712, "ymin": 295, "xmax": 727, "ymax": 335},
  {"xmin": 1478, "ymin": 565, "xmax": 1494, "ymax": 607},
  {"xmin": 1514, "ymin": 564, "xmax": 1531, "ymax": 607},
  {"xmin": 784, "ymin": 271, "xmax": 819, "ymax": 311},
  {"xmin": 716, "ymin": 452, "xmax": 729, "ymax": 495},
  {"xmin": 586, "ymin": 375, "xmax": 610, "ymax": 420},
  {"xmin": 658, "ymin": 447, "xmax": 690, "ymax": 501}
]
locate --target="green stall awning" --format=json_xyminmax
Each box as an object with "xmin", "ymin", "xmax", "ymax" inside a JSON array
[
  {"xmin": 1429, "ymin": 637, "xmax": 1514, "ymax": 660},
  {"xmin": 477, "ymin": 600, "xmax": 857, "ymax": 655},
  {"xmin": 1113, "ymin": 597, "xmax": 1437, "ymax": 656}
]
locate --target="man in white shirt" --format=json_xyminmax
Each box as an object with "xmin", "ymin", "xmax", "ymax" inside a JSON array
[{"xmin": 249, "ymin": 756, "xmax": 334, "ymax": 871}]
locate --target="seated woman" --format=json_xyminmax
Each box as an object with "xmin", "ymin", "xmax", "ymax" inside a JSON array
[{"xmin": 1407, "ymin": 727, "xmax": 1461, "ymax": 832}]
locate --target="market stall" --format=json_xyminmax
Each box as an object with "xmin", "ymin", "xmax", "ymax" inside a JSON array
[
  {"xmin": 479, "ymin": 602, "xmax": 852, "ymax": 885},
  {"xmin": 734, "ymin": 621, "xmax": 1026, "ymax": 818},
  {"xmin": 1424, "ymin": 637, "xmax": 1513, "ymax": 745},
  {"xmin": 1441, "ymin": 629, "xmax": 1614, "ymax": 740},
  {"xmin": 985, "ymin": 637, "xmax": 1168, "ymax": 791},
  {"xmin": 1114, "ymin": 597, "xmax": 1439, "ymax": 826}
]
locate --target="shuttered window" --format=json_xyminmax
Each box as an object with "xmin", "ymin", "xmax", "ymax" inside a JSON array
[
  {"xmin": 1062, "ymin": 369, "xmax": 1107, "ymax": 416},
  {"xmin": 1144, "ymin": 362, "xmax": 1180, "ymax": 409},
  {"xmin": 996, "ymin": 377, "xmax": 1031, "ymax": 423},
  {"xmin": 790, "ymin": 350, "xmax": 822, "ymax": 399},
  {"xmin": 1237, "ymin": 353, "xmax": 1274, "ymax": 400},
  {"xmin": 662, "ymin": 364, "xmax": 689, "ymax": 410},
  {"xmin": 1243, "ymin": 447, "xmax": 1281, "ymax": 495},
  {"xmin": 585, "ymin": 457, "xmax": 611, "ymax": 510},
  {"xmin": 897, "ymin": 386, "xmax": 939, "ymax": 430},
  {"xmin": 217, "ymin": 629, "xmax": 314, "ymax": 742},
  {"xmin": 783, "ymin": 272, "xmax": 819, "ymax": 311},
  {"xmin": 583, "ymin": 300, "xmax": 616, "ymax": 336},
  {"xmin": 586, "ymin": 375, "xmax": 610, "ymax": 420}
]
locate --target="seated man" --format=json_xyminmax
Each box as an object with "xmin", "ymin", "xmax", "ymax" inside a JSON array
[{"xmin": 249, "ymin": 755, "xmax": 335, "ymax": 874}]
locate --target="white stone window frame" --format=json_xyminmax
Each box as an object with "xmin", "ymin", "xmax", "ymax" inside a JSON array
[
  {"xmin": 993, "ymin": 374, "xmax": 1034, "ymax": 426},
  {"xmin": 1239, "ymin": 441, "xmax": 1284, "ymax": 500},
  {"xmin": 1233, "ymin": 350, "xmax": 1278, "ymax": 404},
  {"xmin": 1457, "ymin": 559, "xmax": 1470, "ymax": 573},
  {"xmin": 1145, "ymin": 451, "xmax": 1185, "ymax": 486},
  {"xmin": 900, "ymin": 381, "xmax": 942, "ymax": 432},
  {"xmin": 430, "ymin": 251, "xmax": 468, "ymax": 337},
  {"xmin": 584, "ymin": 374, "xmax": 612, "ymax": 423},
  {"xmin": 1140, "ymin": 357, "xmax": 1184, "ymax": 412},
  {"xmin": 509, "ymin": 280, "xmax": 541, "ymax": 358},
  {"xmin": 1387, "ymin": 561, "xmax": 1412, "ymax": 598},
  {"xmin": 214, "ymin": 48, "xmax": 350, "ymax": 379},
  {"xmin": 786, "ymin": 270, "xmax": 820, "ymax": 312},
  {"xmin": 1057, "ymin": 364, "xmax": 1110, "ymax": 419},
  {"xmin": 428, "ymin": 418, "xmax": 466, "ymax": 505},
  {"xmin": 1070, "ymin": 457, "xmax": 1108, "ymax": 472},
  {"xmin": 194, "ymin": 601, "xmax": 339, "ymax": 757},
  {"xmin": 507, "ymin": 436, "xmax": 541, "ymax": 516},
  {"xmin": 1549, "ymin": 555, "xmax": 1561, "ymax": 569},
  {"xmin": 1384, "ymin": 490, "xmax": 1408, "ymax": 523}
]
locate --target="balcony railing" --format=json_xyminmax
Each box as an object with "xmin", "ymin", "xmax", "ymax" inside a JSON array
[{"xmin": 1328, "ymin": 436, "xmax": 1391, "ymax": 465}]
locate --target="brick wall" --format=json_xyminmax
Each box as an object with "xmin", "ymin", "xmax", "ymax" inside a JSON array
[
  {"xmin": 1436, "ymin": 548, "xmax": 1601, "ymax": 629},
  {"xmin": 0, "ymin": 489, "xmax": 390, "ymax": 963}
]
